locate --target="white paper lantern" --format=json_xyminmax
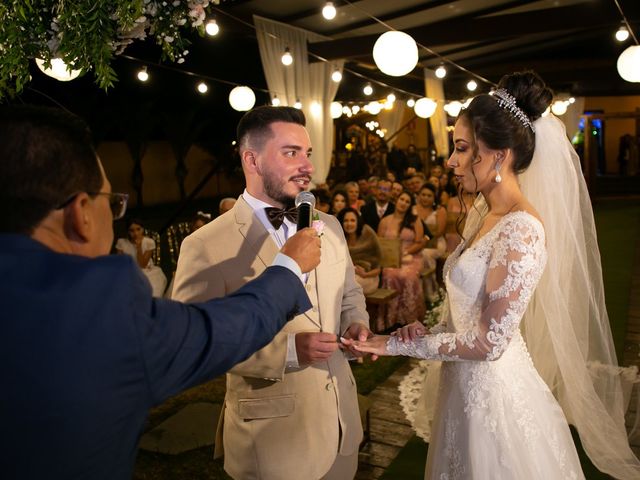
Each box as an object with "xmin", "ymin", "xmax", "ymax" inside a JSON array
[
  {"xmin": 35, "ymin": 58, "xmax": 81, "ymax": 82},
  {"xmin": 229, "ymin": 86, "xmax": 256, "ymax": 111},
  {"xmin": 414, "ymin": 98, "xmax": 437, "ymax": 118},
  {"xmin": 551, "ymin": 101, "xmax": 568, "ymax": 116},
  {"xmin": 372, "ymin": 31, "xmax": 418, "ymax": 77},
  {"xmin": 444, "ymin": 101, "xmax": 463, "ymax": 117},
  {"xmin": 617, "ymin": 45, "xmax": 640, "ymax": 83},
  {"xmin": 330, "ymin": 101, "xmax": 343, "ymax": 119},
  {"xmin": 367, "ymin": 101, "xmax": 382, "ymax": 115}
]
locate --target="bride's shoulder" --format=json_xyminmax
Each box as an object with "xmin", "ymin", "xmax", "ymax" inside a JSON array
[{"xmin": 501, "ymin": 204, "xmax": 545, "ymax": 240}]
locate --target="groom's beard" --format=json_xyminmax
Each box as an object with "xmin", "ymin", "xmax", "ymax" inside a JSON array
[{"xmin": 262, "ymin": 170, "xmax": 296, "ymax": 208}]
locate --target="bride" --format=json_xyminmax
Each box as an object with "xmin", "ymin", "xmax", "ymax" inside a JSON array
[{"xmin": 349, "ymin": 71, "xmax": 640, "ymax": 479}]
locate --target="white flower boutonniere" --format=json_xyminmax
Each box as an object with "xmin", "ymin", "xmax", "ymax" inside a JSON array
[{"xmin": 312, "ymin": 212, "xmax": 325, "ymax": 237}]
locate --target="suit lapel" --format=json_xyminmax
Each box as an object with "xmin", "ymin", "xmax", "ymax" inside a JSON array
[{"xmin": 234, "ymin": 197, "xmax": 279, "ymax": 271}]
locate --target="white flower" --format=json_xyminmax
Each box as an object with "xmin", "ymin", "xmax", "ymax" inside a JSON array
[{"xmin": 312, "ymin": 220, "xmax": 325, "ymax": 237}]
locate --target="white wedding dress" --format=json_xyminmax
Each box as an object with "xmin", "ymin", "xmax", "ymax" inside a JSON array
[{"xmin": 388, "ymin": 210, "xmax": 584, "ymax": 479}]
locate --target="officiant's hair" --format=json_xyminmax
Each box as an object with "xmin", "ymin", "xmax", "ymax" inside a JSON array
[
  {"xmin": 237, "ymin": 106, "xmax": 306, "ymax": 153},
  {"xmin": 0, "ymin": 106, "xmax": 102, "ymax": 234},
  {"xmin": 460, "ymin": 71, "xmax": 553, "ymax": 174}
]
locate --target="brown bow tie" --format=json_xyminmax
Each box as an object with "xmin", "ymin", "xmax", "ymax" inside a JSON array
[{"xmin": 265, "ymin": 206, "xmax": 298, "ymax": 229}]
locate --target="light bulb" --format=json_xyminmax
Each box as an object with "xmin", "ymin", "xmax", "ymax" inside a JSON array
[
  {"xmin": 435, "ymin": 65, "xmax": 447, "ymax": 79},
  {"xmin": 466, "ymin": 80, "xmax": 478, "ymax": 92},
  {"xmin": 294, "ymin": 99, "xmax": 302, "ymax": 109},
  {"xmin": 363, "ymin": 84, "xmax": 373, "ymax": 96},
  {"xmin": 197, "ymin": 82, "xmax": 208, "ymax": 94},
  {"xmin": 387, "ymin": 93, "xmax": 396, "ymax": 103},
  {"xmin": 616, "ymin": 26, "xmax": 630, "ymax": 42},
  {"xmin": 281, "ymin": 47, "xmax": 293, "ymax": 66},
  {"xmin": 205, "ymin": 19, "xmax": 219, "ymax": 36},
  {"xmin": 322, "ymin": 2, "xmax": 336, "ymax": 20},
  {"xmin": 137, "ymin": 67, "xmax": 149, "ymax": 82},
  {"xmin": 331, "ymin": 69, "xmax": 342, "ymax": 83},
  {"xmin": 352, "ymin": 105, "xmax": 360, "ymax": 114},
  {"xmin": 271, "ymin": 96, "xmax": 281, "ymax": 106},
  {"xmin": 407, "ymin": 98, "xmax": 415, "ymax": 108}
]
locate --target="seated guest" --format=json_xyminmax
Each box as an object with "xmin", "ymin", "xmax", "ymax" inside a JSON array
[
  {"xmin": 329, "ymin": 189, "xmax": 348, "ymax": 215},
  {"xmin": 218, "ymin": 197, "xmax": 236, "ymax": 216},
  {"xmin": 345, "ymin": 181, "xmax": 365, "ymax": 212},
  {"xmin": 407, "ymin": 173, "xmax": 424, "ymax": 197},
  {"xmin": 357, "ymin": 178, "xmax": 371, "ymax": 202},
  {"xmin": 0, "ymin": 105, "xmax": 318, "ymax": 480},
  {"xmin": 115, "ymin": 218, "xmax": 167, "ymax": 297},
  {"xmin": 360, "ymin": 178, "xmax": 394, "ymax": 232},
  {"xmin": 337, "ymin": 208, "xmax": 382, "ymax": 295},
  {"xmin": 390, "ymin": 181, "xmax": 403, "ymax": 202},
  {"xmin": 376, "ymin": 191, "xmax": 425, "ymax": 331},
  {"xmin": 191, "ymin": 211, "xmax": 211, "ymax": 232},
  {"xmin": 414, "ymin": 184, "xmax": 447, "ymax": 301},
  {"xmin": 310, "ymin": 188, "xmax": 331, "ymax": 214}
]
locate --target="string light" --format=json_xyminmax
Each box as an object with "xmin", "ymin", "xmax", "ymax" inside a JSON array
[
  {"xmin": 615, "ymin": 25, "xmax": 630, "ymax": 42},
  {"xmin": 435, "ymin": 65, "xmax": 447, "ymax": 79},
  {"xmin": 205, "ymin": 19, "xmax": 220, "ymax": 36},
  {"xmin": 331, "ymin": 69, "xmax": 342, "ymax": 83},
  {"xmin": 271, "ymin": 95, "xmax": 281, "ymax": 106},
  {"xmin": 281, "ymin": 47, "xmax": 293, "ymax": 66},
  {"xmin": 322, "ymin": 2, "xmax": 337, "ymax": 20},
  {"xmin": 294, "ymin": 99, "xmax": 302, "ymax": 109},
  {"xmin": 197, "ymin": 82, "xmax": 208, "ymax": 94},
  {"xmin": 386, "ymin": 93, "xmax": 396, "ymax": 103},
  {"xmin": 363, "ymin": 83, "xmax": 373, "ymax": 96},
  {"xmin": 466, "ymin": 80, "xmax": 478, "ymax": 92},
  {"xmin": 406, "ymin": 98, "xmax": 415, "ymax": 108},
  {"xmin": 136, "ymin": 66, "xmax": 149, "ymax": 82}
]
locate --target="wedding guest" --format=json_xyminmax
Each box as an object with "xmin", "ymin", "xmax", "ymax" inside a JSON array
[
  {"xmin": 172, "ymin": 106, "xmax": 371, "ymax": 480},
  {"xmin": 345, "ymin": 181, "xmax": 365, "ymax": 212},
  {"xmin": 390, "ymin": 181, "xmax": 403, "ymax": 202},
  {"xmin": 405, "ymin": 144, "xmax": 422, "ymax": 172},
  {"xmin": 0, "ymin": 105, "xmax": 320, "ymax": 480},
  {"xmin": 190, "ymin": 211, "xmax": 211, "ymax": 232},
  {"xmin": 360, "ymin": 178, "xmax": 394, "ymax": 233},
  {"xmin": 329, "ymin": 189, "xmax": 348, "ymax": 215},
  {"xmin": 351, "ymin": 71, "xmax": 640, "ymax": 479},
  {"xmin": 376, "ymin": 191, "xmax": 425, "ymax": 331},
  {"xmin": 115, "ymin": 218, "xmax": 167, "ymax": 297},
  {"xmin": 218, "ymin": 197, "xmax": 236, "ymax": 216},
  {"xmin": 414, "ymin": 184, "xmax": 446, "ymax": 301},
  {"xmin": 311, "ymin": 188, "xmax": 331, "ymax": 213},
  {"xmin": 337, "ymin": 207, "xmax": 382, "ymax": 295}
]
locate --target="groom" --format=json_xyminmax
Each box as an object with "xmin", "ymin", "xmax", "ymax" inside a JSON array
[{"xmin": 172, "ymin": 106, "xmax": 372, "ymax": 479}]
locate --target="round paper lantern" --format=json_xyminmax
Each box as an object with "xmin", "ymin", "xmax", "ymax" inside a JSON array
[
  {"xmin": 367, "ymin": 101, "xmax": 382, "ymax": 115},
  {"xmin": 35, "ymin": 58, "xmax": 81, "ymax": 82},
  {"xmin": 372, "ymin": 31, "xmax": 418, "ymax": 77},
  {"xmin": 414, "ymin": 98, "xmax": 437, "ymax": 118},
  {"xmin": 617, "ymin": 45, "xmax": 640, "ymax": 83},
  {"xmin": 330, "ymin": 101, "xmax": 343, "ymax": 119},
  {"xmin": 229, "ymin": 86, "xmax": 256, "ymax": 111},
  {"xmin": 551, "ymin": 101, "xmax": 568, "ymax": 116},
  {"xmin": 444, "ymin": 101, "xmax": 463, "ymax": 117}
]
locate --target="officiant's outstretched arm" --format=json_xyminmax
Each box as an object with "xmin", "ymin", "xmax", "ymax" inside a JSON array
[{"xmin": 172, "ymin": 106, "xmax": 372, "ymax": 480}]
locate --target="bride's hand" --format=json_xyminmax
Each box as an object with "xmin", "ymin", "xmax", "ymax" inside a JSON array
[
  {"xmin": 390, "ymin": 321, "xmax": 426, "ymax": 342},
  {"xmin": 348, "ymin": 335, "xmax": 391, "ymax": 356}
]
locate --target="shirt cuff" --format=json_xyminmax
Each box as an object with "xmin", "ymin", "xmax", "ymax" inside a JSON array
[
  {"xmin": 272, "ymin": 253, "xmax": 304, "ymax": 283},
  {"xmin": 286, "ymin": 333, "xmax": 300, "ymax": 369}
]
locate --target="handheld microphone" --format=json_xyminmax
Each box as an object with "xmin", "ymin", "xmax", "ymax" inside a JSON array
[{"xmin": 295, "ymin": 191, "xmax": 316, "ymax": 230}]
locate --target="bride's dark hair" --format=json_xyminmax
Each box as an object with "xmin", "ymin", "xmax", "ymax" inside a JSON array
[{"xmin": 460, "ymin": 70, "xmax": 553, "ymax": 174}]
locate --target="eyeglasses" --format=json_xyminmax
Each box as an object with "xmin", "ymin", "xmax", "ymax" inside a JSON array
[{"xmin": 57, "ymin": 191, "xmax": 129, "ymax": 220}]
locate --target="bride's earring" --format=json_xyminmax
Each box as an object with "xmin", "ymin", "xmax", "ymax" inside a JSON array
[{"xmin": 494, "ymin": 161, "xmax": 502, "ymax": 183}]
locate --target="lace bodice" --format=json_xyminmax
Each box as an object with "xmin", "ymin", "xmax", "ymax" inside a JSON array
[{"xmin": 388, "ymin": 211, "xmax": 546, "ymax": 361}]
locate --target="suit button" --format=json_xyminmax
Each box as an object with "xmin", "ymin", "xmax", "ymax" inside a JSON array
[
  {"xmin": 312, "ymin": 306, "xmax": 318, "ymax": 312},
  {"xmin": 306, "ymin": 284, "xmax": 312, "ymax": 291},
  {"xmin": 325, "ymin": 383, "xmax": 334, "ymax": 391}
]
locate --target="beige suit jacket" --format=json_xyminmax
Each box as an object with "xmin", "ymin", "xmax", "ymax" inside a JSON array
[{"xmin": 172, "ymin": 197, "xmax": 369, "ymax": 480}]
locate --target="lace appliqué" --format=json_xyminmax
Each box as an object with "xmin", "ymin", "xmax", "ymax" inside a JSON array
[{"xmin": 387, "ymin": 214, "xmax": 546, "ymax": 362}]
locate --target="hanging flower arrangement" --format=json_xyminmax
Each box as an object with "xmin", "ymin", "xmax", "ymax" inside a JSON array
[{"xmin": 0, "ymin": 0, "xmax": 216, "ymax": 99}]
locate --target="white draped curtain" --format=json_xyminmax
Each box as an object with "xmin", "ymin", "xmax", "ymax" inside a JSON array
[
  {"xmin": 424, "ymin": 68, "xmax": 449, "ymax": 161},
  {"xmin": 378, "ymin": 104, "xmax": 406, "ymax": 149},
  {"xmin": 254, "ymin": 15, "xmax": 344, "ymax": 184}
]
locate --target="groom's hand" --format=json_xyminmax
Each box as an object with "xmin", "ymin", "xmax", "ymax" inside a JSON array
[
  {"xmin": 281, "ymin": 228, "xmax": 321, "ymax": 273},
  {"xmin": 341, "ymin": 323, "xmax": 378, "ymax": 361},
  {"xmin": 295, "ymin": 332, "xmax": 340, "ymax": 365}
]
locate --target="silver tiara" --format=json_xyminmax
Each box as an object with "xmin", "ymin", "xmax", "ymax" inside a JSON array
[{"xmin": 491, "ymin": 89, "xmax": 535, "ymax": 133}]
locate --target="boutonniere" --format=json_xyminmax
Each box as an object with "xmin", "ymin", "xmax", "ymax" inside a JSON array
[{"xmin": 312, "ymin": 212, "xmax": 325, "ymax": 237}]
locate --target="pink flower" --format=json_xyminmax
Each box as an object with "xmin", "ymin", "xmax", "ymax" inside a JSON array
[{"xmin": 312, "ymin": 220, "xmax": 325, "ymax": 237}]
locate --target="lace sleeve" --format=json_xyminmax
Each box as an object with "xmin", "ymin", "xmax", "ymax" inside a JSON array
[{"xmin": 388, "ymin": 216, "xmax": 546, "ymax": 361}]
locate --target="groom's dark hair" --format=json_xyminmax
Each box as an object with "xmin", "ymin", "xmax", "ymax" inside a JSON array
[{"xmin": 237, "ymin": 106, "xmax": 306, "ymax": 153}]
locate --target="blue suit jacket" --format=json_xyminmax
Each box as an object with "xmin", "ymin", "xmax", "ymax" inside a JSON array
[{"xmin": 0, "ymin": 234, "xmax": 310, "ymax": 479}]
